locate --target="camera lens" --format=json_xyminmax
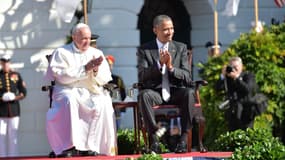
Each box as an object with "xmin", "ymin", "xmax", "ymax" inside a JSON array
[{"xmin": 226, "ymin": 65, "xmax": 233, "ymax": 73}]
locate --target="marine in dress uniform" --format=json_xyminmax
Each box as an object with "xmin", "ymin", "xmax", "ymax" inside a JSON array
[
  {"xmin": 0, "ymin": 55, "xmax": 27, "ymax": 157},
  {"xmin": 90, "ymin": 34, "xmax": 100, "ymax": 48}
]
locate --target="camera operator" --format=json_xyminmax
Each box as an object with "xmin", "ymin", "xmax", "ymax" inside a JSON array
[{"xmin": 216, "ymin": 57, "xmax": 258, "ymax": 131}]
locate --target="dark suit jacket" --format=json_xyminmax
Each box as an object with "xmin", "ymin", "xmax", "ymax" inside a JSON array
[
  {"xmin": 216, "ymin": 71, "xmax": 258, "ymax": 123},
  {"xmin": 216, "ymin": 71, "xmax": 257, "ymax": 103},
  {"xmin": 137, "ymin": 40, "xmax": 192, "ymax": 89}
]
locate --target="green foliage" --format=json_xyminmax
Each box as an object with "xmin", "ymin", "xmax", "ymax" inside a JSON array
[
  {"xmin": 117, "ymin": 129, "xmax": 145, "ymax": 155},
  {"xmin": 198, "ymin": 24, "xmax": 285, "ymax": 149},
  {"xmin": 214, "ymin": 128, "xmax": 285, "ymax": 160},
  {"xmin": 117, "ymin": 129, "xmax": 136, "ymax": 155},
  {"xmin": 117, "ymin": 128, "xmax": 169, "ymax": 155},
  {"xmin": 159, "ymin": 141, "xmax": 170, "ymax": 153},
  {"xmin": 136, "ymin": 153, "xmax": 163, "ymax": 160}
]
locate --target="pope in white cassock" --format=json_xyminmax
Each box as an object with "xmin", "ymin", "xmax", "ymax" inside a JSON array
[{"xmin": 45, "ymin": 23, "xmax": 117, "ymax": 157}]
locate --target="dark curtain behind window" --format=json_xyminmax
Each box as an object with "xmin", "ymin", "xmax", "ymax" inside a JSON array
[{"xmin": 137, "ymin": 0, "xmax": 192, "ymax": 49}]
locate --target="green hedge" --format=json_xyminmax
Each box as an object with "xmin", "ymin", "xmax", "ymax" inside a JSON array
[
  {"xmin": 198, "ymin": 23, "xmax": 285, "ymax": 149},
  {"xmin": 214, "ymin": 128, "xmax": 285, "ymax": 159}
]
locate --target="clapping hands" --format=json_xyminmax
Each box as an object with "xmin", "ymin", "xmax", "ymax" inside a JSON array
[
  {"xmin": 159, "ymin": 50, "xmax": 173, "ymax": 70},
  {"xmin": 85, "ymin": 56, "xmax": 103, "ymax": 72}
]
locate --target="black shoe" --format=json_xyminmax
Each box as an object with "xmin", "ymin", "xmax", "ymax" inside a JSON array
[
  {"xmin": 150, "ymin": 142, "xmax": 161, "ymax": 154},
  {"xmin": 48, "ymin": 151, "xmax": 56, "ymax": 158},
  {"xmin": 57, "ymin": 148, "xmax": 75, "ymax": 158},
  {"xmin": 79, "ymin": 150, "xmax": 99, "ymax": 156},
  {"xmin": 174, "ymin": 141, "xmax": 187, "ymax": 153}
]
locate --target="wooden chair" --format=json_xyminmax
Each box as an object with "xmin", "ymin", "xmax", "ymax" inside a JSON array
[
  {"xmin": 135, "ymin": 80, "xmax": 208, "ymax": 153},
  {"xmin": 41, "ymin": 55, "xmax": 54, "ymax": 109}
]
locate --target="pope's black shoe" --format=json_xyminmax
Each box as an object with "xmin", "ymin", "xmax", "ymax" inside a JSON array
[
  {"xmin": 48, "ymin": 151, "xmax": 56, "ymax": 158},
  {"xmin": 56, "ymin": 147, "xmax": 76, "ymax": 158},
  {"xmin": 174, "ymin": 141, "xmax": 187, "ymax": 153}
]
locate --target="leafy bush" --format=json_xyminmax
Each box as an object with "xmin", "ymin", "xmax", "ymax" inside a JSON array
[
  {"xmin": 214, "ymin": 128, "xmax": 285, "ymax": 160},
  {"xmin": 198, "ymin": 23, "xmax": 285, "ymax": 148},
  {"xmin": 117, "ymin": 129, "xmax": 163, "ymax": 160},
  {"xmin": 117, "ymin": 129, "xmax": 145, "ymax": 155},
  {"xmin": 136, "ymin": 153, "xmax": 163, "ymax": 160},
  {"xmin": 117, "ymin": 128, "xmax": 169, "ymax": 155}
]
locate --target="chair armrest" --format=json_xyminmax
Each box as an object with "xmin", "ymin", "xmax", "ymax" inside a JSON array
[
  {"xmin": 41, "ymin": 85, "xmax": 52, "ymax": 92},
  {"xmin": 41, "ymin": 81, "xmax": 55, "ymax": 92},
  {"xmin": 132, "ymin": 82, "xmax": 143, "ymax": 89},
  {"xmin": 194, "ymin": 80, "xmax": 208, "ymax": 87},
  {"xmin": 133, "ymin": 81, "xmax": 208, "ymax": 89},
  {"xmin": 103, "ymin": 83, "xmax": 118, "ymax": 91}
]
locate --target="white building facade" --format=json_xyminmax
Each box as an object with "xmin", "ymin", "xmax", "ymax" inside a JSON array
[{"xmin": 0, "ymin": 0, "xmax": 283, "ymax": 156}]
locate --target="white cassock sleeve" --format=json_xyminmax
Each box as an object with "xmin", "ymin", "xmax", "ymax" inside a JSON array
[
  {"xmin": 48, "ymin": 47, "xmax": 89, "ymax": 85},
  {"xmin": 92, "ymin": 53, "xmax": 112, "ymax": 86}
]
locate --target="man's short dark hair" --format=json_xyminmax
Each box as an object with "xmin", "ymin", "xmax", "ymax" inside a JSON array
[{"xmin": 153, "ymin": 15, "xmax": 172, "ymax": 27}]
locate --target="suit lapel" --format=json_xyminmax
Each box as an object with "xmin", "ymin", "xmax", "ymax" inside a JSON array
[
  {"xmin": 168, "ymin": 41, "xmax": 177, "ymax": 60},
  {"xmin": 149, "ymin": 41, "xmax": 160, "ymax": 61}
]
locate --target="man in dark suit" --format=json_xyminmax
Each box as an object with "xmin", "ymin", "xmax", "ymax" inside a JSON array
[
  {"xmin": 216, "ymin": 57, "xmax": 258, "ymax": 131},
  {"xmin": 137, "ymin": 14, "xmax": 194, "ymax": 153}
]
